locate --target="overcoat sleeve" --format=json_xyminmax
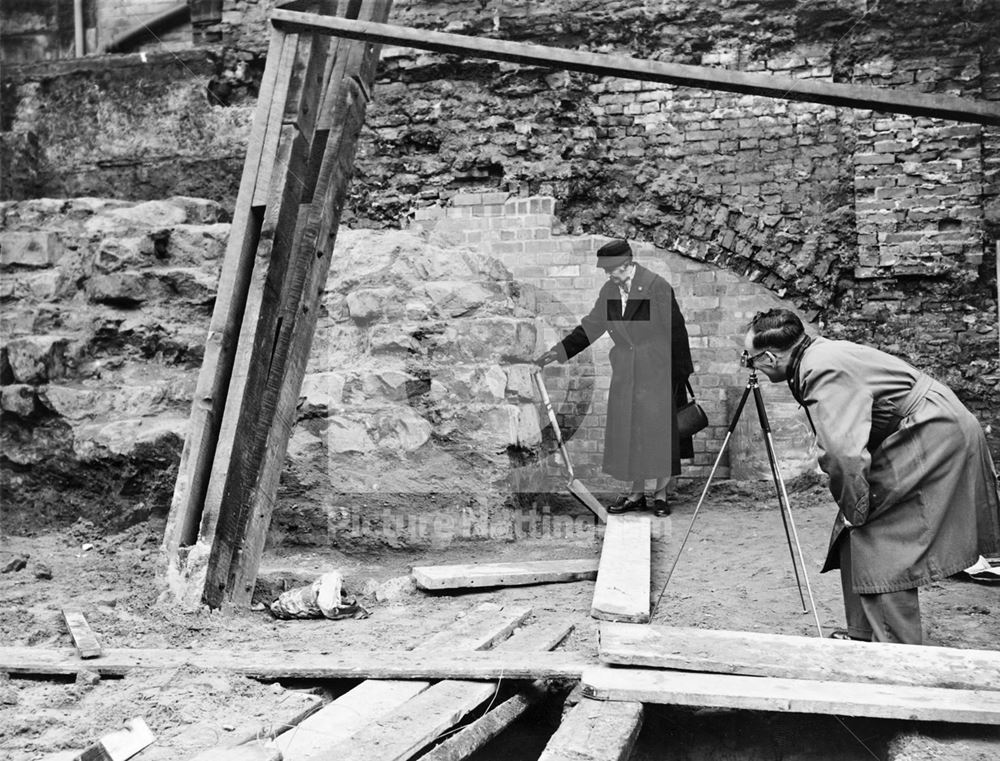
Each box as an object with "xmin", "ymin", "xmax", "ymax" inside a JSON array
[
  {"xmin": 667, "ymin": 283, "xmax": 693, "ymax": 380},
  {"xmin": 802, "ymin": 363, "xmax": 873, "ymax": 526},
  {"xmin": 556, "ymin": 287, "xmax": 609, "ymax": 361}
]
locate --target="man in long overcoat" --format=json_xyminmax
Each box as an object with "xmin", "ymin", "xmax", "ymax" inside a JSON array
[
  {"xmin": 745, "ymin": 308, "xmax": 1000, "ymax": 644},
  {"xmin": 535, "ymin": 239, "xmax": 694, "ymax": 516}
]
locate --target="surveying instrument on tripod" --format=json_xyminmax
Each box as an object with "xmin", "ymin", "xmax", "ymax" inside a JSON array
[{"xmin": 652, "ymin": 348, "xmax": 825, "ymax": 636}]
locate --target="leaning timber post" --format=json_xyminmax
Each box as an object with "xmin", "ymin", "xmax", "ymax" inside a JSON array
[
  {"xmin": 160, "ymin": 24, "xmax": 292, "ymax": 607},
  {"xmin": 200, "ymin": 0, "xmax": 392, "ymax": 610},
  {"xmin": 160, "ymin": 0, "xmax": 384, "ymax": 609}
]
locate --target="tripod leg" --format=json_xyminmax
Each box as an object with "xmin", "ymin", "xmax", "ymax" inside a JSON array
[
  {"xmin": 651, "ymin": 380, "xmax": 753, "ymax": 619},
  {"xmin": 752, "ymin": 382, "xmax": 825, "ymax": 636}
]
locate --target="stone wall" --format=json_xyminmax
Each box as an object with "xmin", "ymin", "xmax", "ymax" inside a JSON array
[
  {"xmin": 2, "ymin": 0, "xmax": 997, "ymax": 461},
  {"xmin": 1, "ymin": 193, "xmax": 809, "ymax": 548}
]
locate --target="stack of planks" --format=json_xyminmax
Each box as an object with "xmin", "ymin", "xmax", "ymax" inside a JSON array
[{"xmin": 585, "ymin": 622, "xmax": 1000, "ymax": 725}]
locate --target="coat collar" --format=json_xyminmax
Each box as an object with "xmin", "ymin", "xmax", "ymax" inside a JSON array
[{"xmin": 622, "ymin": 264, "xmax": 655, "ymax": 321}]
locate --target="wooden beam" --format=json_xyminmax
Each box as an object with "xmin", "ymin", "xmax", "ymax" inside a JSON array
[
  {"xmin": 582, "ymin": 665, "xmax": 1000, "ymax": 725},
  {"xmin": 412, "ymin": 558, "xmax": 599, "ymax": 590},
  {"xmin": 203, "ymin": 0, "xmax": 393, "ymax": 610},
  {"xmin": 277, "ymin": 603, "xmax": 533, "ymax": 760},
  {"xmin": 537, "ymin": 698, "xmax": 643, "ymax": 761},
  {"xmin": 162, "ymin": 28, "xmax": 289, "ymax": 564},
  {"xmin": 317, "ymin": 622, "xmax": 573, "ymax": 761},
  {"xmin": 599, "ymin": 622, "xmax": 1000, "ymax": 692},
  {"xmin": 269, "ymin": 10, "xmax": 1000, "ymax": 127},
  {"xmin": 61, "ymin": 608, "xmax": 101, "ymax": 659},
  {"xmin": 417, "ymin": 682, "xmax": 549, "ymax": 761},
  {"xmin": 591, "ymin": 515, "xmax": 651, "ymax": 623},
  {"xmin": 0, "ymin": 645, "xmax": 586, "ymax": 681}
]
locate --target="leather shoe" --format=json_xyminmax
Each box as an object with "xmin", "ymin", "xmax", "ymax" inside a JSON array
[
  {"xmin": 608, "ymin": 494, "xmax": 646, "ymax": 514},
  {"xmin": 653, "ymin": 498, "xmax": 670, "ymax": 517}
]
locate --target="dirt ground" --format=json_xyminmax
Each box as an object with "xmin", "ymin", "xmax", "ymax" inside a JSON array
[{"xmin": 1, "ymin": 477, "xmax": 998, "ymax": 761}]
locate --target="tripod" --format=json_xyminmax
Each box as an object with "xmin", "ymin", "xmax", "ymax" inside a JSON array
[{"xmin": 652, "ymin": 367, "xmax": 824, "ymax": 636}]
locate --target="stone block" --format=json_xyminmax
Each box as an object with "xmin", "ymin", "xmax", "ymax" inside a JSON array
[
  {"xmin": 4, "ymin": 335, "xmax": 70, "ymax": 384},
  {"xmin": 86, "ymin": 271, "xmax": 147, "ymax": 306},
  {"xmin": 299, "ymin": 372, "xmax": 346, "ymax": 412},
  {"xmin": 0, "ymin": 231, "xmax": 61, "ymax": 268},
  {"xmin": 324, "ymin": 415, "xmax": 374, "ymax": 453},
  {"xmin": 1, "ymin": 384, "xmax": 36, "ymax": 417},
  {"xmin": 505, "ymin": 364, "xmax": 536, "ymax": 400},
  {"xmin": 374, "ymin": 408, "xmax": 432, "ymax": 452},
  {"xmin": 346, "ymin": 287, "xmax": 400, "ymax": 323},
  {"xmin": 421, "ymin": 280, "xmax": 493, "ymax": 317}
]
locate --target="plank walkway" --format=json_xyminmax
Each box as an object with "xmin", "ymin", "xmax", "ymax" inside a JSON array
[
  {"xmin": 591, "ymin": 515, "xmax": 651, "ymax": 623},
  {"xmin": 412, "ymin": 559, "xmax": 598, "ymax": 590},
  {"xmin": 582, "ymin": 665, "xmax": 1000, "ymax": 725},
  {"xmin": 316, "ymin": 622, "xmax": 572, "ymax": 761},
  {"xmin": 599, "ymin": 622, "xmax": 1000, "ymax": 692},
  {"xmin": 277, "ymin": 603, "xmax": 531, "ymax": 761}
]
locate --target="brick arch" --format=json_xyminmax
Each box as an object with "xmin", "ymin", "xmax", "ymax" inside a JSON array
[{"xmin": 411, "ymin": 192, "xmax": 819, "ymax": 486}]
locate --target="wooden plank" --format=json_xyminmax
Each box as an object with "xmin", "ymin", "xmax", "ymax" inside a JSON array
[
  {"xmin": 61, "ymin": 608, "xmax": 102, "ymax": 659},
  {"xmin": 591, "ymin": 515, "xmax": 650, "ymax": 624},
  {"xmin": 201, "ymin": 31, "xmax": 334, "ymax": 607},
  {"xmin": 162, "ymin": 28, "xmax": 288, "ymax": 563},
  {"xmin": 418, "ymin": 682, "xmax": 548, "ymax": 761},
  {"xmin": 270, "ymin": 11, "xmax": 1000, "ymax": 127},
  {"xmin": 277, "ymin": 603, "xmax": 533, "ymax": 760},
  {"xmin": 537, "ymin": 698, "xmax": 643, "ymax": 761},
  {"xmin": 0, "ymin": 648, "xmax": 584, "ymax": 681},
  {"xmin": 582, "ymin": 665, "xmax": 1000, "ymax": 725},
  {"xmin": 599, "ymin": 622, "xmax": 1000, "ymax": 692},
  {"xmin": 412, "ymin": 559, "xmax": 599, "ymax": 590},
  {"xmin": 74, "ymin": 718, "xmax": 154, "ymax": 761},
  {"xmin": 218, "ymin": 0, "xmax": 393, "ymax": 610},
  {"xmin": 312, "ymin": 621, "xmax": 574, "ymax": 761}
]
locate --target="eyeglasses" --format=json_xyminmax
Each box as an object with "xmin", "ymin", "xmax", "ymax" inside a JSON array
[{"xmin": 740, "ymin": 349, "xmax": 776, "ymax": 368}]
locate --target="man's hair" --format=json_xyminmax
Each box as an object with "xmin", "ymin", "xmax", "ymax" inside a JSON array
[{"xmin": 748, "ymin": 308, "xmax": 805, "ymax": 351}]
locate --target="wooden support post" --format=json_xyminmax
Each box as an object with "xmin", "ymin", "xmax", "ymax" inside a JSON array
[
  {"xmin": 206, "ymin": 0, "xmax": 393, "ymax": 610},
  {"xmin": 162, "ymin": 26, "xmax": 289, "ymax": 572}
]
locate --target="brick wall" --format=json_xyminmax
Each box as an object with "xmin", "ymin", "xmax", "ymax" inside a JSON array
[{"xmin": 408, "ymin": 192, "xmax": 813, "ymax": 489}]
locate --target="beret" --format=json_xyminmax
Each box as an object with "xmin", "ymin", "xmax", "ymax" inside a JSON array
[{"xmin": 596, "ymin": 239, "xmax": 632, "ymax": 270}]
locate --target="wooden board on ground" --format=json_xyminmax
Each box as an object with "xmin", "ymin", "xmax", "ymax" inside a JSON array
[
  {"xmin": 582, "ymin": 665, "xmax": 1000, "ymax": 725},
  {"xmin": 278, "ymin": 603, "xmax": 532, "ymax": 761},
  {"xmin": 412, "ymin": 559, "xmax": 599, "ymax": 590},
  {"xmin": 537, "ymin": 697, "xmax": 643, "ymax": 761},
  {"xmin": 0, "ymin": 646, "xmax": 584, "ymax": 681},
  {"xmin": 599, "ymin": 622, "xmax": 1000, "ymax": 692},
  {"xmin": 313, "ymin": 621, "xmax": 574, "ymax": 761},
  {"xmin": 72, "ymin": 718, "xmax": 154, "ymax": 761},
  {"xmin": 591, "ymin": 515, "xmax": 651, "ymax": 623},
  {"xmin": 61, "ymin": 608, "xmax": 102, "ymax": 659}
]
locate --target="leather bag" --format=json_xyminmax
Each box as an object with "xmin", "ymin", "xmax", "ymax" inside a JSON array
[{"xmin": 676, "ymin": 378, "xmax": 708, "ymax": 438}]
